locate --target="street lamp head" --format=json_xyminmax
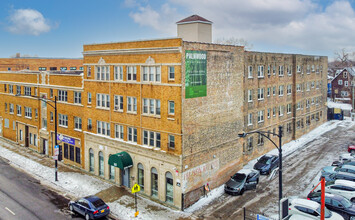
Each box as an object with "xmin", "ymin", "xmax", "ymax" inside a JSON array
[{"xmin": 238, "ymin": 133, "xmax": 247, "ymax": 138}]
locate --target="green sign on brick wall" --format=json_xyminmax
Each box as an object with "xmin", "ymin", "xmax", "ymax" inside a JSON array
[{"xmin": 185, "ymin": 50, "xmax": 207, "ymax": 98}]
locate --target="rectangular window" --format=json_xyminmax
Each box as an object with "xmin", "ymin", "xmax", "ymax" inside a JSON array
[
  {"xmin": 86, "ymin": 66, "xmax": 91, "ymax": 77},
  {"xmin": 96, "ymin": 66, "xmax": 110, "ymax": 80},
  {"xmin": 74, "ymin": 117, "xmax": 82, "ymax": 130},
  {"xmin": 17, "ymin": 105, "xmax": 21, "ymax": 116},
  {"xmin": 38, "ymin": 67, "xmax": 46, "ymax": 71},
  {"xmin": 338, "ymin": 80, "xmax": 343, "ymax": 85},
  {"xmin": 16, "ymin": 86, "xmax": 21, "ymax": 95},
  {"xmin": 316, "ymin": 65, "xmax": 319, "ymax": 73},
  {"xmin": 97, "ymin": 121, "xmax": 110, "ymax": 136},
  {"xmin": 142, "ymin": 130, "xmax": 161, "ymax": 148},
  {"xmin": 24, "ymin": 107, "xmax": 32, "ymax": 118},
  {"xmin": 248, "ymin": 66, "xmax": 253, "ymax": 78},
  {"xmin": 24, "ymin": 87, "xmax": 31, "ymax": 96},
  {"xmin": 267, "ymin": 108, "xmax": 271, "ymax": 118},
  {"xmin": 248, "ymin": 113, "xmax": 252, "ymax": 125},
  {"xmin": 273, "ymin": 65, "xmax": 276, "ymax": 75},
  {"xmin": 168, "ymin": 101, "xmax": 175, "ymax": 115},
  {"xmin": 296, "ymin": 84, "xmax": 301, "ymax": 92},
  {"xmin": 287, "ymin": 103, "xmax": 292, "ymax": 114},
  {"xmin": 257, "ymin": 65, "xmax": 264, "ymax": 78},
  {"xmin": 279, "ymin": 106, "xmax": 284, "ymax": 116},
  {"xmin": 9, "ymin": 103, "xmax": 14, "ymax": 114},
  {"xmin": 114, "ymin": 95, "xmax": 123, "ymax": 111},
  {"xmin": 257, "ymin": 134, "xmax": 264, "ymax": 145},
  {"xmin": 248, "ymin": 90, "xmax": 253, "ymax": 102},
  {"xmin": 279, "ymin": 85, "xmax": 284, "ymax": 96},
  {"xmin": 168, "ymin": 66, "xmax": 175, "ymax": 80},
  {"xmin": 287, "ymin": 65, "xmax": 292, "ymax": 75},
  {"xmin": 58, "ymin": 90, "xmax": 68, "ymax": 102},
  {"xmin": 128, "ymin": 127, "xmax": 137, "ymax": 143},
  {"xmin": 58, "ymin": 114, "xmax": 68, "ymax": 127},
  {"xmin": 169, "ymin": 135, "xmax": 175, "ymax": 149},
  {"xmin": 88, "ymin": 118, "xmax": 92, "ymax": 130},
  {"xmin": 61, "ymin": 67, "xmax": 67, "ymax": 71},
  {"xmin": 267, "ymin": 65, "xmax": 271, "ymax": 76},
  {"xmin": 345, "ymin": 81, "xmax": 348, "ymax": 87},
  {"xmin": 127, "ymin": 66, "xmax": 137, "ymax": 81},
  {"xmin": 64, "ymin": 143, "xmax": 69, "ymax": 159},
  {"xmin": 5, "ymin": 103, "xmax": 7, "ymax": 112},
  {"xmin": 70, "ymin": 145, "xmax": 74, "ymax": 161},
  {"xmin": 74, "ymin": 92, "xmax": 81, "ymax": 104},
  {"xmin": 273, "ymin": 86, "xmax": 276, "ymax": 96},
  {"xmin": 8, "ymin": 85, "xmax": 13, "ymax": 94},
  {"xmin": 114, "ymin": 66, "xmax": 123, "ymax": 81},
  {"xmin": 4, "ymin": 119, "xmax": 9, "ymax": 128},
  {"xmin": 115, "ymin": 124, "xmax": 124, "ymax": 140},
  {"xmin": 75, "ymin": 147, "xmax": 81, "ymax": 164},
  {"xmin": 50, "ymin": 112, "xmax": 53, "ymax": 122},
  {"xmin": 70, "ymin": 67, "xmax": 77, "ymax": 70},
  {"xmin": 267, "ymin": 87, "xmax": 271, "ymax": 97},
  {"xmin": 257, "ymin": 110, "xmax": 264, "ymax": 123},
  {"xmin": 127, "ymin": 97, "xmax": 137, "ymax": 113},
  {"xmin": 273, "ymin": 107, "xmax": 276, "ymax": 117},
  {"xmin": 311, "ymin": 81, "xmax": 315, "ymax": 88},
  {"xmin": 297, "ymin": 65, "xmax": 301, "ymax": 73},
  {"xmin": 88, "ymin": 92, "xmax": 92, "ymax": 104},
  {"xmin": 306, "ymin": 99, "xmax": 310, "ymax": 108},
  {"xmin": 142, "ymin": 98, "xmax": 160, "ymax": 116},
  {"xmin": 50, "ymin": 89, "xmax": 53, "ymax": 98},
  {"xmin": 306, "ymin": 65, "xmax": 310, "ymax": 74},
  {"xmin": 311, "ymin": 64, "xmax": 315, "ymax": 72},
  {"xmin": 287, "ymin": 85, "xmax": 292, "ymax": 95},
  {"xmin": 96, "ymin": 93, "xmax": 110, "ymax": 108},
  {"xmin": 142, "ymin": 66, "xmax": 161, "ymax": 82},
  {"xmin": 279, "ymin": 65, "xmax": 284, "ymax": 76},
  {"xmin": 257, "ymin": 88, "xmax": 264, "ymax": 100},
  {"xmin": 4, "ymin": 84, "xmax": 7, "ymax": 92}
]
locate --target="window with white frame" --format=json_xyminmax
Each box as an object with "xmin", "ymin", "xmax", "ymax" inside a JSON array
[
  {"xmin": 267, "ymin": 65, "xmax": 271, "ymax": 76},
  {"xmin": 246, "ymin": 137, "xmax": 253, "ymax": 151},
  {"xmin": 311, "ymin": 97, "xmax": 315, "ymax": 104},
  {"xmin": 24, "ymin": 86, "xmax": 31, "ymax": 96},
  {"xmin": 267, "ymin": 108, "xmax": 271, "ymax": 118},
  {"xmin": 273, "ymin": 86, "xmax": 276, "ymax": 96},
  {"xmin": 316, "ymin": 97, "xmax": 319, "ymax": 105},
  {"xmin": 287, "ymin": 65, "xmax": 292, "ymax": 75},
  {"xmin": 247, "ymin": 113, "xmax": 253, "ymax": 125},
  {"xmin": 96, "ymin": 93, "xmax": 110, "ymax": 108},
  {"xmin": 97, "ymin": 121, "xmax": 110, "ymax": 136},
  {"xmin": 279, "ymin": 105, "xmax": 284, "ymax": 116},
  {"xmin": 287, "ymin": 85, "xmax": 292, "ymax": 94},
  {"xmin": 87, "ymin": 66, "xmax": 91, "ymax": 77},
  {"xmin": 58, "ymin": 114, "xmax": 68, "ymax": 127},
  {"xmin": 248, "ymin": 66, "xmax": 253, "ymax": 78},
  {"xmin": 311, "ymin": 81, "xmax": 315, "ymax": 88},
  {"xmin": 9, "ymin": 103, "xmax": 14, "ymax": 114},
  {"xmin": 345, "ymin": 81, "xmax": 348, "ymax": 87},
  {"xmin": 273, "ymin": 65, "xmax": 276, "ymax": 75},
  {"xmin": 306, "ymin": 82, "xmax": 310, "ymax": 91},
  {"xmin": 267, "ymin": 87, "xmax": 271, "ymax": 96},
  {"xmin": 142, "ymin": 98, "xmax": 160, "ymax": 116},
  {"xmin": 306, "ymin": 99, "xmax": 310, "ymax": 108},
  {"xmin": 257, "ymin": 88, "xmax": 264, "ymax": 100},
  {"xmin": 297, "ymin": 102, "xmax": 301, "ymax": 110},
  {"xmin": 127, "ymin": 127, "xmax": 137, "ymax": 143},
  {"xmin": 74, "ymin": 117, "xmax": 82, "ymax": 130},
  {"xmin": 257, "ymin": 110, "xmax": 264, "ymax": 123},
  {"xmin": 35, "ymin": 109, "xmax": 38, "ymax": 118},
  {"xmin": 16, "ymin": 86, "xmax": 21, "ymax": 95},
  {"xmin": 344, "ymin": 72, "xmax": 348, "ymax": 78},
  {"xmin": 24, "ymin": 107, "xmax": 32, "ymax": 118},
  {"xmin": 4, "ymin": 119, "xmax": 9, "ymax": 128},
  {"xmin": 17, "ymin": 105, "xmax": 21, "ymax": 116},
  {"xmin": 306, "ymin": 65, "xmax": 310, "ymax": 74},
  {"xmin": 297, "ymin": 65, "xmax": 301, "ymax": 73},
  {"xmin": 279, "ymin": 65, "xmax": 284, "ymax": 76},
  {"xmin": 341, "ymin": 91, "xmax": 348, "ymax": 96},
  {"xmin": 9, "ymin": 85, "xmax": 13, "ymax": 94},
  {"xmin": 96, "ymin": 66, "xmax": 110, "ymax": 80},
  {"xmin": 114, "ymin": 66, "xmax": 123, "ymax": 81},
  {"xmin": 142, "ymin": 130, "xmax": 161, "ymax": 148},
  {"xmin": 50, "ymin": 112, "xmax": 53, "ymax": 122},
  {"xmin": 127, "ymin": 66, "xmax": 137, "ymax": 81},
  {"xmin": 279, "ymin": 85, "xmax": 284, "ymax": 96},
  {"xmin": 74, "ymin": 92, "xmax": 81, "ymax": 104},
  {"xmin": 114, "ymin": 95, "xmax": 123, "ymax": 111},
  {"xmin": 168, "ymin": 101, "xmax": 175, "ymax": 115},
  {"xmin": 142, "ymin": 66, "xmax": 161, "ymax": 82},
  {"xmin": 127, "ymin": 96, "xmax": 137, "ymax": 113},
  {"xmin": 338, "ymin": 80, "xmax": 343, "ymax": 85},
  {"xmin": 168, "ymin": 66, "xmax": 175, "ymax": 80},
  {"xmin": 287, "ymin": 103, "xmax": 292, "ymax": 114},
  {"xmin": 168, "ymin": 135, "xmax": 175, "ymax": 149},
  {"xmin": 273, "ymin": 107, "xmax": 276, "ymax": 116},
  {"xmin": 311, "ymin": 65, "xmax": 315, "ymax": 72},
  {"xmin": 316, "ymin": 65, "xmax": 319, "ymax": 73},
  {"xmin": 88, "ymin": 118, "xmax": 92, "ymax": 130},
  {"xmin": 115, "ymin": 124, "xmax": 124, "ymax": 140},
  {"xmin": 58, "ymin": 90, "xmax": 68, "ymax": 102},
  {"xmin": 316, "ymin": 81, "xmax": 320, "ymax": 89},
  {"xmin": 88, "ymin": 92, "xmax": 92, "ymax": 104},
  {"xmin": 248, "ymin": 89, "xmax": 253, "ymax": 102},
  {"xmin": 257, "ymin": 134, "xmax": 264, "ymax": 145},
  {"xmin": 296, "ymin": 84, "xmax": 301, "ymax": 92},
  {"xmin": 257, "ymin": 65, "xmax": 264, "ymax": 78}
]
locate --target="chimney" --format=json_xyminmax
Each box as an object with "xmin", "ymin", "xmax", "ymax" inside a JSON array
[
  {"xmin": 176, "ymin": 15, "xmax": 212, "ymax": 43},
  {"xmin": 16, "ymin": 53, "xmax": 20, "ymax": 58}
]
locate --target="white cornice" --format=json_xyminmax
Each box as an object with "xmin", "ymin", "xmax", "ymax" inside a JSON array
[{"xmin": 82, "ymin": 47, "xmax": 182, "ymax": 56}]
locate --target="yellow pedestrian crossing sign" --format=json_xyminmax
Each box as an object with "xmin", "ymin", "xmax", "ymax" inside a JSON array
[{"xmin": 132, "ymin": 184, "xmax": 140, "ymax": 193}]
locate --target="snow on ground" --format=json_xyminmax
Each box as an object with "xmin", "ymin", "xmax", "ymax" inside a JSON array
[{"xmin": 327, "ymin": 100, "xmax": 353, "ymax": 111}]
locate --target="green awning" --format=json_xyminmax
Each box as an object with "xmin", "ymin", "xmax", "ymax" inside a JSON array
[{"xmin": 108, "ymin": 151, "xmax": 133, "ymax": 169}]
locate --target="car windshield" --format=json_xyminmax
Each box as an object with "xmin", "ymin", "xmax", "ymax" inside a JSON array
[
  {"xmin": 232, "ymin": 173, "xmax": 246, "ymax": 182},
  {"xmin": 258, "ymin": 157, "xmax": 271, "ymax": 165},
  {"xmin": 91, "ymin": 198, "xmax": 105, "ymax": 208},
  {"xmin": 340, "ymin": 198, "xmax": 352, "ymax": 208},
  {"xmin": 316, "ymin": 207, "xmax": 332, "ymax": 218}
]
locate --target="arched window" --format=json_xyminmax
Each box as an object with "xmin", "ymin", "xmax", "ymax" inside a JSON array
[
  {"xmin": 151, "ymin": 167, "xmax": 158, "ymax": 197},
  {"xmin": 99, "ymin": 151, "xmax": 104, "ymax": 177},
  {"xmin": 89, "ymin": 148, "xmax": 94, "ymax": 172},
  {"xmin": 109, "ymin": 154, "xmax": 115, "ymax": 181},
  {"xmin": 165, "ymin": 172, "xmax": 173, "ymax": 203},
  {"xmin": 137, "ymin": 163, "xmax": 144, "ymax": 191}
]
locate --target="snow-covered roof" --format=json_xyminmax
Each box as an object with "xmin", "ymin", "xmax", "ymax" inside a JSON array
[
  {"xmin": 332, "ymin": 67, "xmax": 355, "ymax": 82},
  {"xmin": 292, "ymin": 198, "xmax": 319, "ymax": 209},
  {"xmin": 238, "ymin": 168, "xmax": 255, "ymax": 175},
  {"xmin": 327, "ymin": 101, "xmax": 353, "ymax": 111},
  {"xmin": 335, "ymin": 179, "xmax": 355, "ymax": 187}
]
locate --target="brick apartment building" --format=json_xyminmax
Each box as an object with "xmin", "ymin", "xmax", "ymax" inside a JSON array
[
  {"xmin": 0, "ymin": 15, "xmax": 328, "ymax": 210},
  {"xmin": 331, "ymin": 67, "xmax": 355, "ymax": 110}
]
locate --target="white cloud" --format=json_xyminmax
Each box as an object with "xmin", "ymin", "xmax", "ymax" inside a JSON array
[
  {"xmin": 128, "ymin": 0, "xmax": 355, "ymax": 56},
  {"xmin": 7, "ymin": 9, "xmax": 52, "ymax": 36}
]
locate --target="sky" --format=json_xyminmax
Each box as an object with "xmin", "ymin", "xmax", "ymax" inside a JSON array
[{"xmin": 0, "ymin": 0, "xmax": 355, "ymax": 60}]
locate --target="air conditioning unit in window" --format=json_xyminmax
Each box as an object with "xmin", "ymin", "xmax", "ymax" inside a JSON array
[{"xmin": 87, "ymin": 124, "xmax": 92, "ymax": 130}]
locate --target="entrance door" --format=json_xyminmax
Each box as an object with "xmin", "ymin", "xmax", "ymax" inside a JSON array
[
  {"xmin": 25, "ymin": 126, "xmax": 29, "ymax": 147},
  {"xmin": 42, "ymin": 139, "xmax": 48, "ymax": 155},
  {"xmin": 121, "ymin": 168, "xmax": 130, "ymax": 188}
]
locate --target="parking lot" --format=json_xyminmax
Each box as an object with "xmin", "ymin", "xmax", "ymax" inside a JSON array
[{"xmin": 191, "ymin": 120, "xmax": 355, "ymax": 219}]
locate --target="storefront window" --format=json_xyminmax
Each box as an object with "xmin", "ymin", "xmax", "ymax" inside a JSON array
[
  {"xmin": 109, "ymin": 155, "xmax": 115, "ymax": 181},
  {"xmin": 89, "ymin": 148, "xmax": 94, "ymax": 172},
  {"xmin": 151, "ymin": 167, "xmax": 158, "ymax": 198},
  {"xmin": 138, "ymin": 163, "xmax": 144, "ymax": 191},
  {"xmin": 166, "ymin": 172, "xmax": 173, "ymax": 203},
  {"xmin": 99, "ymin": 151, "xmax": 104, "ymax": 177}
]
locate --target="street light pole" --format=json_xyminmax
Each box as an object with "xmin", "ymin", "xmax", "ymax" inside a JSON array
[{"xmin": 54, "ymin": 96, "xmax": 58, "ymax": 182}]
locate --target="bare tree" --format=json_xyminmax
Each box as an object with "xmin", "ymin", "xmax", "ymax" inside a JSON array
[
  {"xmin": 334, "ymin": 48, "xmax": 352, "ymax": 67},
  {"xmin": 215, "ymin": 37, "xmax": 253, "ymax": 50}
]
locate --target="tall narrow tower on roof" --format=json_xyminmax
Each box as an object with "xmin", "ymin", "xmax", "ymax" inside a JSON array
[{"xmin": 176, "ymin": 15, "xmax": 212, "ymax": 43}]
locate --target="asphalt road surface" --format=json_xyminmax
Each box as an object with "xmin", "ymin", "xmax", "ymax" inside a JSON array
[{"xmin": 0, "ymin": 156, "xmax": 98, "ymax": 220}]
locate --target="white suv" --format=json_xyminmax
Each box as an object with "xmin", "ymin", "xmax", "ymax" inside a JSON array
[
  {"xmin": 289, "ymin": 198, "xmax": 344, "ymax": 219},
  {"xmin": 325, "ymin": 180, "xmax": 355, "ymax": 202}
]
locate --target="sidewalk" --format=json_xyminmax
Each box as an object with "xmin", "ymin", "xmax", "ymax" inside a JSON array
[{"xmin": 0, "ymin": 138, "xmax": 191, "ymax": 220}]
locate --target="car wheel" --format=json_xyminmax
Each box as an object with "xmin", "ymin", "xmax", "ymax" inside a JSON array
[
  {"xmin": 351, "ymin": 198, "xmax": 355, "ymax": 203},
  {"xmin": 85, "ymin": 213, "xmax": 90, "ymax": 220},
  {"xmin": 240, "ymin": 189, "xmax": 245, "ymax": 195}
]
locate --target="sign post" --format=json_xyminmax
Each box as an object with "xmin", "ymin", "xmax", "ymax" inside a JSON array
[{"xmin": 131, "ymin": 183, "xmax": 140, "ymax": 217}]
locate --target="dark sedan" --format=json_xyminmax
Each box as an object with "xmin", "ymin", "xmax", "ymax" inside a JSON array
[
  {"xmin": 321, "ymin": 172, "xmax": 355, "ymax": 182},
  {"xmin": 224, "ymin": 169, "xmax": 260, "ymax": 195},
  {"xmin": 307, "ymin": 192, "xmax": 355, "ymax": 220},
  {"xmin": 253, "ymin": 154, "xmax": 279, "ymax": 175},
  {"xmin": 69, "ymin": 195, "xmax": 110, "ymax": 220}
]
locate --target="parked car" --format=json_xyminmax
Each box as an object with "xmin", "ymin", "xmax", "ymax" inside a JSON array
[
  {"xmin": 322, "ymin": 165, "xmax": 355, "ymax": 175},
  {"xmin": 68, "ymin": 195, "xmax": 110, "ymax": 220},
  {"xmin": 332, "ymin": 161, "xmax": 355, "ymax": 167},
  {"xmin": 348, "ymin": 145, "xmax": 355, "ymax": 154},
  {"xmin": 253, "ymin": 154, "xmax": 279, "ymax": 175},
  {"xmin": 320, "ymin": 172, "xmax": 355, "ymax": 182},
  {"xmin": 288, "ymin": 198, "xmax": 344, "ymax": 219},
  {"xmin": 224, "ymin": 169, "xmax": 260, "ymax": 195},
  {"xmin": 316, "ymin": 180, "xmax": 355, "ymax": 202},
  {"xmin": 340, "ymin": 153, "xmax": 355, "ymax": 163},
  {"xmin": 307, "ymin": 192, "xmax": 355, "ymax": 220}
]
